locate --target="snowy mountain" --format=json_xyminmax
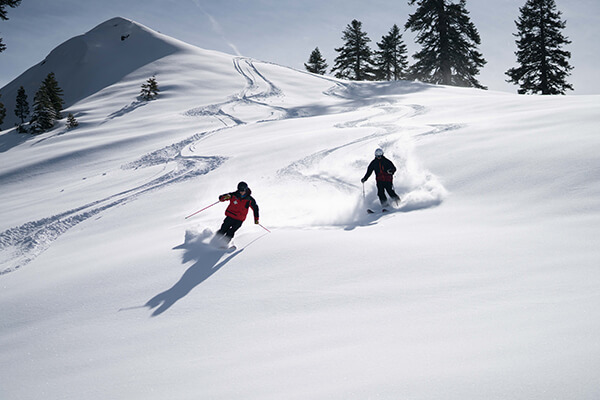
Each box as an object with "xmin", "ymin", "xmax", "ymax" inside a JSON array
[{"xmin": 1, "ymin": 17, "xmax": 600, "ymax": 400}]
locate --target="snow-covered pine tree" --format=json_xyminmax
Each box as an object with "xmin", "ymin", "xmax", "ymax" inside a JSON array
[
  {"xmin": 332, "ymin": 20, "xmax": 375, "ymax": 81},
  {"xmin": 41, "ymin": 72, "xmax": 64, "ymax": 119},
  {"xmin": 304, "ymin": 47, "xmax": 328, "ymax": 75},
  {"xmin": 374, "ymin": 24, "xmax": 408, "ymax": 81},
  {"xmin": 505, "ymin": 0, "xmax": 573, "ymax": 95},
  {"xmin": 15, "ymin": 86, "xmax": 29, "ymax": 132},
  {"xmin": 66, "ymin": 113, "xmax": 79, "ymax": 129},
  {"xmin": 405, "ymin": 0, "xmax": 486, "ymax": 88},
  {"xmin": 140, "ymin": 76, "xmax": 160, "ymax": 100},
  {"xmin": 0, "ymin": 0, "xmax": 22, "ymax": 53},
  {"xmin": 30, "ymin": 86, "xmax": 57, "ymax": 133}
]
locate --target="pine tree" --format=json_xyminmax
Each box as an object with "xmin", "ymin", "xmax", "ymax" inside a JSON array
[
  {"xmin": 374, "ymin": 24, "xmax": 409, "ymax": 81},
  {"xmin": 41, "ymin": 72, "xmax": 64, "ymax": 119},
  {"xmin": 1, "ymin": 0, "xmax": 22, "ymax": 53},
  {"xmin": 15, "ymin": 85, "xmax": 29, "ymax": 127},
  {"xmin": 28, "ymin": 73, "xmax": 64, "ymax": 133},
  {"xmin": 304, "ymin": 47, "xmax": 328, "ymax": 75},
  {"xmin": 30, "ymin": 86, "xmax": 57, "ymax": 134},
  {"xmin": 405, "ymin": 0, "xmax": 486, "ymax": 88},
  {"xmin": 505, "ymin": 0, "xmax": 573, "ymax": 95},
  {"xmin": 0, "ymin": 93, "xmax": 6, "ymax": 130},
  {"xmin": 140, "ymin": 76, "xmax": 159, "ymax": 100},
  {"xmin": 66, "ymin": 113, "xmax": 79, "ymax": 129},
  {"xmin": 331, "ymin": 20, "xmax": 375, "ymax": 81}
]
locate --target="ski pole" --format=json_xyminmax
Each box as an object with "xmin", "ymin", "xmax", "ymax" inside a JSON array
[
  {"xmin": 258, "ymin": 223, "xmax": 271, "ymax": 233},
  {"xmin": 185, "ymin": 201, "xmax": 220, "ymax": 219}
]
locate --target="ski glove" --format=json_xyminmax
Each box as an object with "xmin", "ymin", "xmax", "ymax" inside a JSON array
[
  {"xmin": 219, "ymin": 194, "xmax": 231, "ymax": 202},
  {"xmin": 387, "ymin": 169, "xmax": 394, "ymax": 175},
  {"xmin": 255, "ymin": 218, "xmax": 259, "ymax": 224},
  {"xmin": 361, "ymin": 178, "xmax": 367, "ymax": 183}
]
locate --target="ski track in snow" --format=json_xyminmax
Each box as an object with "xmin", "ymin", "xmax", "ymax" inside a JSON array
[
  {"xmin": 277, "ymin": 101, "xmax": 453, "ymax": 222},
  {"xmin": 183, "ymin": 58, "xmax": 287, "ymax": 125},
  {"xmin": 0, "ymin": 155, "xmax": 226, "ymax": 275},
  {"xmin": 0, "ymin": 57, "xmax": 452, "ymax": 274}
]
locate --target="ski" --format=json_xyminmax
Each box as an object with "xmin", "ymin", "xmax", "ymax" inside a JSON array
[{"xmin": 367, "ymin": 208, "xmax": 388, "ymax": 214}]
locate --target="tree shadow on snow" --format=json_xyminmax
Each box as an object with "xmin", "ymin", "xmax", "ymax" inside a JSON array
[
  {"xmin": 105, "ymin": 99, "xmax": 147, "ymax": 121},
  {"xmin": 0, "ymin": 128, "xmax": 30, "ymax": 153},
  {"xmin": 145, "ymin": 232, "xmax": 242, "ymax": 317}
]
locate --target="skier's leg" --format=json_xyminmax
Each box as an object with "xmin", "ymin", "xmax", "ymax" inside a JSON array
[
  {"xmin": 217, "ymin": 217, "xmax": 233, "ymax": 236},
  {"xmin": 225, "ymin": 218, "xmax": 243, "ymax": 240},
  {"xmin": 385, "ymin": 182, "xmax": 400, "ymax": 204},
  {"xmin": 377, "ymin": 181, "xmax": 388, "ymax": 206}
]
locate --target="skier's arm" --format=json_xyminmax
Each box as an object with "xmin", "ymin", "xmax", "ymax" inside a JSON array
[
  {"xmin": 219, "ymin": 192, "xmax": 233, "ymax": 201},
  {"xmin": 361, "ymin": 161, "xmax": 374, "ymax": 182},
  {"xmin": 386, "ymin": 160, "xmax": 397, "ymax": 175},
  {"xmin": 251, "ymin": 198, "xmax": 259, "ymax": 223}
]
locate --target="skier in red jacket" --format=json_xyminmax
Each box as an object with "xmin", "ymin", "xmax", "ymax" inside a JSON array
[
  {"xmin": 361, "ymin": 148, "xmax": 400, "ymax": 207},
  {"xmin": 216, "ymin": 181, "xmax": 259, "ymax": 244}
]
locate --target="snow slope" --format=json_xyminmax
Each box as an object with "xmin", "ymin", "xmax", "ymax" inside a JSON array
[{"xmin": 1, "ymin": 17, "xmax": 600, "ymax": 400}]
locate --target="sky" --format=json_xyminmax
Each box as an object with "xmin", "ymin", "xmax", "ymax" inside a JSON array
[{"xmin": 1, "ymin": 0, "xmax": 599, "ymax": 94}]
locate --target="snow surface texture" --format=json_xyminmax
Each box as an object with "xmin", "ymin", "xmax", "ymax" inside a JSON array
[{"xmin": 1, "ymin": 17, "xmax": 600, "ymax": 400}]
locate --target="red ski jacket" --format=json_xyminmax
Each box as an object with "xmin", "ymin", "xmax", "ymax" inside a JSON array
[{"xmin": 219, "ymin": 189, "xmax": 259, "ymax": 222}]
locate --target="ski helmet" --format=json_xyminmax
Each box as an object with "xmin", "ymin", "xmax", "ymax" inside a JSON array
[
  {"xmin": 375, "ymin": 148, "xmax": 384, "ymax": 157},
  {"xmin": 237, "ymin": 181, "xmax": 248, "ymax": 191}
]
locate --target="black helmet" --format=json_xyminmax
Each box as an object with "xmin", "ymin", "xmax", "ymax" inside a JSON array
[{"xmin": 237, "ymin": 181, "xmax": 248, "ymax": 191}]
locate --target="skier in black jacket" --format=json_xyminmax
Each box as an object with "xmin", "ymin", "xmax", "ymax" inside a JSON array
[{"xmin": 361, "ymin": 148, "xmax": 400, "ymax": 207}]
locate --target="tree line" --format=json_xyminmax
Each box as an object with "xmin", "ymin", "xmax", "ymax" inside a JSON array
[{"xmin": 304, "ymin": 0, "xmax": 573, "ymax": 95}]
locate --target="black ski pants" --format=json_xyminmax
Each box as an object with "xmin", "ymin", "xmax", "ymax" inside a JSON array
[
  {"xmin": 377, "ymin": 180, "xmax": 399, "ymax": 206},
  {"xmin": 217, "ymin": 216, "xmax": 244, "ymax": 241}
]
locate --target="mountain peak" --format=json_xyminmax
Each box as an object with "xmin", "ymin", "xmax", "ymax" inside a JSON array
[{"xmin": 0, "ymin": 17, "xmax": 183, "ymax": 128}]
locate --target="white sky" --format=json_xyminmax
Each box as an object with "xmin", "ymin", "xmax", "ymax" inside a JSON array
[{"xmin": 1, "ymin": 0, "xmax": 598, "ymax": 94}]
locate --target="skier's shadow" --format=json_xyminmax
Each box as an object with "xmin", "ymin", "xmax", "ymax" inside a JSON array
[{"xmin": 146, "ymin": 237, "xmax": 242, "ymax": 317}]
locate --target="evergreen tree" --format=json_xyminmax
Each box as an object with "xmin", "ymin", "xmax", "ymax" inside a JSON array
[
  {"xmin": 0, "ymin": 93, "xmax": 6, "ymax": 130},
  {"xmin": 66, "ymin": 113, "xmax": 79, "ymax": 129},
  {"xmin": 140, "ymin": 76, "xmax": 160, "ymax": 100},
  {"xmin": 331, "ymin": 20, "xmax": 375, "ymax": 81},
  {"xmin": 30, "ymin": 86, "xmax": 58, "ymax": 133},
  {"xmin": 505, "ymin": 0, "xmax": 573, "ymax": 94},
  {"xmin": 15, "ymin": 85, "xmax": 29, "ymax": 126},
  {"xmin": 41, "ymin": 72, "xmax": 64, "ymax": 118},
  {"xmin": 28, "ymin": 73, "xmax": 64, "ymax": 133},
  {"xmin": 405, "ymin": 0, "xmax": 486, "ymax": 88},
  {"xmin": 374, "ymin": 24, "xmax": 409, "ymax": 81},
  {"xmin": 1, "ymin": 0, "xmax": 22, "ymax": 53},
  {"xmin": 304, "ymin": 47, "xmax": 328, "ymax": 75}
]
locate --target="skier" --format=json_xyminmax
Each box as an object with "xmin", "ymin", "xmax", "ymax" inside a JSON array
[
  {"xmin": 361, "ymin": 148, "xmax": 400, "ymax": 208},
  {"xmin": 216, "ymin": 181, "xmax": 259, "ymax": 246}
]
